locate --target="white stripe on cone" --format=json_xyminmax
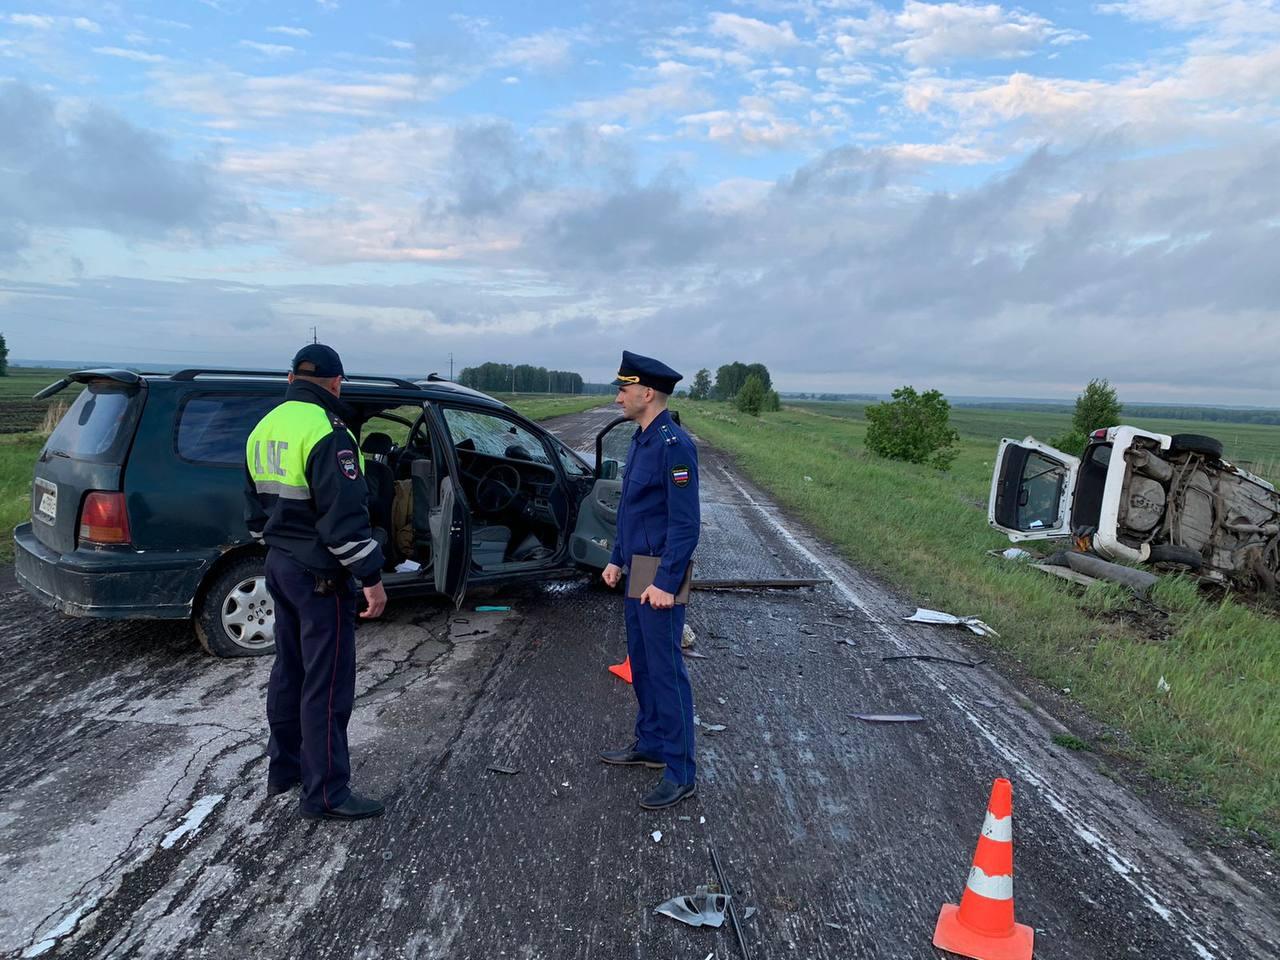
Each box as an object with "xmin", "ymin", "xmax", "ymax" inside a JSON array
[
  {"xmin": 966, "ymin": 866, "xmax": 1014, "ymax": 901},
  {"xmin": 980, "ymin": 812, "xmax": 1012, "ymax": 843}
]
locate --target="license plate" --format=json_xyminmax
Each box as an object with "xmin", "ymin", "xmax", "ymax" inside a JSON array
[{"xmin": 34, "ymin": 479, "xmax": 57, "ymax": 524}]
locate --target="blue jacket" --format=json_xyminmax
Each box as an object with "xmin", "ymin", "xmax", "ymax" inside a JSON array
[{"xmin": 609, "ymin": 408, "xmax": 700, "ymax": 594}]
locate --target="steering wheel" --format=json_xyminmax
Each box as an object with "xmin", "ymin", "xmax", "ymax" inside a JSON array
[{"xmin": 476, "ymin": 463, "xmax": 521, "ymax": 512}]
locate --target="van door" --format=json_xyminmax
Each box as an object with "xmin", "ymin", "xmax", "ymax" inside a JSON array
[
  {"xmin": 569, "ymin": 416, "xmax": 632, "ymax": 568},
  {"xmin": 31, "ymin": 372, "xmax": 146, "ymax": 554},
  {"xmin": 988, "ymin": 437, "xmax": 1080, "ymax": 541},
  {"xmin": 423, "ymin": 403, "xmax": 471, "ymax": 606}
]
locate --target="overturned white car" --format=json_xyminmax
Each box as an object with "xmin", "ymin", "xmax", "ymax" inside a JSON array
[{"xmin": 988, "ymin": 426, "xmax": 1280, "ymax": 592}]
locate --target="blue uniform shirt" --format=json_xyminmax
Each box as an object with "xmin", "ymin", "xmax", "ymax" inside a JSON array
[{"xmin": 609, "ymin": 408, "xmax": 700, "ymax": 594}]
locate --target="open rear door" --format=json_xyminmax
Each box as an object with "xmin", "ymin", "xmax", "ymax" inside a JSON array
[
  {"xmin": 988, "ymin": 437, "xmax": 1079, "ymax": 542},
  {"xmin": 569, "ymin": 416, "xmax": 631, "ymax": 569},
  {"xmin": 424, "ymin": 403, "xmax": 471, "ymax": 607}
]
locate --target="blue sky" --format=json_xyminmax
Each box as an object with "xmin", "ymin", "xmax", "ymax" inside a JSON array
[{"xmin": 1, "ymin": 1, "xmax": 1278, "ymax": 401}]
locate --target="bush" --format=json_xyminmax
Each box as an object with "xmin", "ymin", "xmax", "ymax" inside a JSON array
[
  {"xmin": 864, "ymin": 386, "xmax": 960, "ymax": 470},
  {"xmin": 735, "ymin": 374, "xmax": 766, "ymax": 416},
  {"xmin": 762, "ymin": 389, "xmax": 781, "ymax": 413}
]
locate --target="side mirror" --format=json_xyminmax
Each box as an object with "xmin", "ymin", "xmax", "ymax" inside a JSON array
[{"xmin": 600, "ymin": 459, "xmax": 620, "ymax": 481}]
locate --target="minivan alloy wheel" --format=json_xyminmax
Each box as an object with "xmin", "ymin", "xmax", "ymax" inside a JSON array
[{"xmin": 222, "ymin": 575, "xmax": 275, "ymax": 650}]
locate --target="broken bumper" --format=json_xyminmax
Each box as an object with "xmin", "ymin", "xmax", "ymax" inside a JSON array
[{"xmin": 13, "ymin": 523, "xmax": 213, "ymax": 619}]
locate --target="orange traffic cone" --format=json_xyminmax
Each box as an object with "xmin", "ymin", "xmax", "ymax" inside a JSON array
[
  {"xmin": 933, "ymin": 778, "xmax": 1034, "ymax": 960},
  {"xmin": 607, "ymin": 656, "xmax": 632, "ymax": 684}
]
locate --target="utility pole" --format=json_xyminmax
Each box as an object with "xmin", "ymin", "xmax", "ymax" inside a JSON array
[
  {"xmin": 547, "ymin": 369, "xmax": 552, "ymax": 394},
  {"xmin": 510, "ymin": 364, "xmax": 515, "ymax": 394},
  {"xmin": 310, "ymin": 326, "xmax": 318, "ymax": 344},
  {"xmin": 448, "ymin": 352, "xmax": 454, "ymax": 381}
]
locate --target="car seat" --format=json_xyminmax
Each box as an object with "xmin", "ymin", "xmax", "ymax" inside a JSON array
[{"xmin": 360, "ymin": 432, "xmax": 398, "ymax": 567}]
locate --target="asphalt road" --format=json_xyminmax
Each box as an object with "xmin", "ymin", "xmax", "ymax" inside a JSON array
[{"xmin": 1, "ymin": 405, "xmax": 1277, "ymax": 959}]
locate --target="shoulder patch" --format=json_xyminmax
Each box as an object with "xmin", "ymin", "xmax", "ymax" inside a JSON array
[
  {"xmin": 337, "ymin": 448, "xmax": 359, "ymax": 480},
  {"xmin": 671, "ymin": 464, "xmax": 691, "ymax": 487},
  {"xmin": 329, "ymin": 414, "xmax": 347, "ymax": 430},
  {"xmin": 660, "ymin": 424, "xmax": 679, "ymax": 446}
]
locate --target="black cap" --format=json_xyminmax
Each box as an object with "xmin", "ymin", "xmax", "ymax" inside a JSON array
[
  {"xmin": 291, "ymin": 343, "xmax": 345, "ymax": 379},
  {"xmin": 610, "ymin": 350, "xmax": 682, "ymax": 395}
]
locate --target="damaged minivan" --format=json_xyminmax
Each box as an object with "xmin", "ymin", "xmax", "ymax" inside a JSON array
[
  {"xmin": 15, "ymin": 368, "xmax": 634, "ymax": 657},
  {"xmin": 989, "ymin": 426, "xmax": 1280, "ymax": 593}
]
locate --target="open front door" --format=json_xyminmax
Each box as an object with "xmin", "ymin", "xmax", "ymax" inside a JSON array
[
  {"xmin": 569, "ymin": 416, "xmax": 632, "ymax": 569},
  {"xmin": 988, "ymin": 437, "xmax": 1080, "ymax": 542},
  {"xmin": 424, "ymin": 403, "xmax": 471, "ymax": 607}
]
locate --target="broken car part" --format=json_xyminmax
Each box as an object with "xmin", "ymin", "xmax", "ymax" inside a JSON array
[{"xmin": 654, "ymin": 886, "xmax": 729, "ymax": 928}]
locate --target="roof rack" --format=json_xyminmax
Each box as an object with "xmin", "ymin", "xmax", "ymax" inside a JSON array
[{"xmin": 170, "ymin": 369, "xmax": 423, "ymax": 389}]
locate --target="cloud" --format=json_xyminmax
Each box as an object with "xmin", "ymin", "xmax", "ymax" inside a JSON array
[
  {"xmin": 4, "ymin": 13, "xmax": 99, "ymax": 32},
  {"xmin": 565, "ymin": 62, "xmax": 713, "ymax": 126},
  {"xmin": 239, "ymin": 40, "xmax": 296, "ymax": 57},
  {"xmin": 267, "ymin": 26, "xmax": 312, "ymax": 38},
  {"xmin": 93, "ymin": 47, "xmax": 169, "ymax": 64},
  {"xmin": 492, "ymin": 29, "xmax": 576, "ymax": 71},
  {"xmin": 1097, "ymin": 0, "xmax": 1280, "ymax": 34},
  {"xmin": 708, "ymin": 12, "xmax": 802, "ymax": 52},
  {"xmin": 893, "ymin": 1, "xmax": 1085, "ymax": 65},
  {"xmin": 0, "ymin": 81, "xmax": 246, "ymax": 250}
]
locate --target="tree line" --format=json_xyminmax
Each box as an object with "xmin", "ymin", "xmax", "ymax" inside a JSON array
[
  {"xmin": 684, "ymin": 361, "xmax": 780, "ymax": 416},
  {"xmin": 457, "ymin": 362, "xmax": 584, "ymax": 394}
]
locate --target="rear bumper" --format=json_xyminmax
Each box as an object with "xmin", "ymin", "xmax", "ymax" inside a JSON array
[{"xmin": 13, "ymin": 523, "xmax": 215, "ymax": 619}]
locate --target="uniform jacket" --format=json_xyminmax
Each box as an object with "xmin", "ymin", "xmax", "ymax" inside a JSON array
[
  {"xmin": 244, "ymin": 380, "xmax": 384, "ymax": 586},
  {"xmin": 609, "ymin": 408, "xmax": 700, "ymax": 594}
]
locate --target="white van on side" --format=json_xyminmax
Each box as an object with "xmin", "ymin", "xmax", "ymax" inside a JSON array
[{"xmin": 988, "ymin": 426, "xmax": 1280, "ymax": 592}]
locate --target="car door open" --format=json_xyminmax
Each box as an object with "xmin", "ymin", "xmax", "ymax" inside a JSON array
[
  {"xmin": 569, "ymin": 416, "xmax": 630, "ymax": 568},
  {"xmin": 423, "ymin": 404, "xmax": 471, "ymax": 607},
  {"xmin": 988, "ymin": 437, "xmax": 1080, "ymax": 541}
]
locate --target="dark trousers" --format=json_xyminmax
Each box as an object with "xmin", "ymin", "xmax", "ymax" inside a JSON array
[
  {"xmin": 625, "ymin": 597, "xmax": 697, "ymax": 785},
  {"xmin": 264, "ymin": 550, "xmax": 357, "ymax": 813}
]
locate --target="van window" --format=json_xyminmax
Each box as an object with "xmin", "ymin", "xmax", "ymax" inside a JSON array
[
  {"xmin": 178, "ymin": 394, "xmax": 282, "ymax": 465},
  {"xmin": 45, "ymin": 382, "xmax": 143, "ymax": 464}
]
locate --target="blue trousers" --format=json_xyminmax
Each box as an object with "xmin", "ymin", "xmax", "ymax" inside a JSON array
[
  {"xmin": 625, "ymin": 597, "xmax": 696, "ymax": 785},
  {"xmin": 264, "ymin": 550, "xmax": 357, "ymax": 814}
]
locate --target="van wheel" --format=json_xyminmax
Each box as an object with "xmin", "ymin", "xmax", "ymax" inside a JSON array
[
  {"xmin": 1147, "ymin": 544, "xmax": 1204, "ymax": 571},
  {"xmin": 194, "ymin": 556, "xmax": 275, "ymax": 657},
  {"xmin": 1169, "ymin": 434, "xmax": 1223, "ymax": 460}
]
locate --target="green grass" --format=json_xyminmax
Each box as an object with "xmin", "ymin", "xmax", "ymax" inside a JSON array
[
  {"xmin": 790, "ymin": 400, "xmax": 1280, "ymax": 480},
  {"xmin": 490, "ymin": 393, "xmax": 608, "ymax": 421},
  {"xmin": 680, "ymin": 402, "xmax": 1280, "ymax": 846}
]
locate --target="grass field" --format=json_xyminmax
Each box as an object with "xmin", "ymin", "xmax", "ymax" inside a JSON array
[
  {"xmin": 679, "ymin": 402, "xmax": 1280, "ymax": 847},
  {"xmin": 790, "ymin": 400, "xmax": 1280, "ymax": 480}
]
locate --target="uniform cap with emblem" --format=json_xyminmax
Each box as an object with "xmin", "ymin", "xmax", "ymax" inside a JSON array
[
  {"xmin": 610, "ymin": 350, "xmax": 682, "ymax": 395},
  {"xmin": 292, "ymin": 343, "xmax": 346, "ymax": 379}
]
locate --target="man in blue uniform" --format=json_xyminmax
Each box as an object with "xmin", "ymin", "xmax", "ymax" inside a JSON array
[
  {"xmin": 245, "ymin": 344, "xmax": 387, "ymax": 821},
  {"xmin": 599, "ymin": 351, "xmax": 700, "ymax": 810}
]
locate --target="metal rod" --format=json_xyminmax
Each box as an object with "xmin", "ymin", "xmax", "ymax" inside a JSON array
[
  {"xmin": 692, "ymin": 578, "xmax": 829, "ymax": 591},
  {"xmin": 710, "ymin": 844, "xmax": 752, "ymax": 960}
]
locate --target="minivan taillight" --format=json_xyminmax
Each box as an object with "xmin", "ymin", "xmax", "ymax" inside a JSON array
[{"xmin": 80, "ymin": 492, "xmax": 131, "ymax": 545}]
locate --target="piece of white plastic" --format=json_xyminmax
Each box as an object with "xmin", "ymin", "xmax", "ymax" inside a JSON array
[{"xmin": 904, "ymin": 607, "xmax": 1000, "ymax": 638}]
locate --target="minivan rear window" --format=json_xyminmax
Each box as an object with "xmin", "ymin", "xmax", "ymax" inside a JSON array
[
  {"xmin": 45, "ymin": 381, "xmax": 143, "ymax": 464},
  {"xmin": 177, "ymin": 394, "xmax": 282, "ymax": 465}
]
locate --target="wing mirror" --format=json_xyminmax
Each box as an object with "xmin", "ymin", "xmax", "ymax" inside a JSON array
[{"xmin": 600, "ymin": 459, "xmax": 620, "ymax": 481}]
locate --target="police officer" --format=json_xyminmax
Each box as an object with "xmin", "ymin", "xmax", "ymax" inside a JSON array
[
  {"xmin": 599, "ymin": 351, "xmax": 700, "ymax": 810},
  {"xmin": 245, "ymin": 344, "xmax": 387, "ymax": 821}
]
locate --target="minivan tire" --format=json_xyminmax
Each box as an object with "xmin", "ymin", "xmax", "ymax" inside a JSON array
[
  {"xmin": 1169, "ymin": 434, "xmax": 1224, "ymax": 460},
  {"xmin": 194, "ymin": 555, "xmax": 276, "ymax": 658},
  {"xmin": 1147, "ymin": 543, "xmax": 1204, "ymax": 571}
]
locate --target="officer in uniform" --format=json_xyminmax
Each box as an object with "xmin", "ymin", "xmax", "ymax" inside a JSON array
[
  {"xmin": 599, "ymin": 351, "xmax": 700, "ymax": 810},
  {"xmin": 245, "ymin": 344, "xmax": 388, "ymax": 821}
]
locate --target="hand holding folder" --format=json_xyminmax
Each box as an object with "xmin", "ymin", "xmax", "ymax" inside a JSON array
[{"xmin": 626, "ymin": 555, "xmax": 692, "ymax": 605}]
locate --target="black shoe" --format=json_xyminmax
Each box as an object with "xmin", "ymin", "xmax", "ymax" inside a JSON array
[
  {"xmin": 266, "ymin": 777, "xmax": 300, "ymax": 798},
  {"xmin": 600, "ymin": 748, "xmax": 665, "ymax": 769},
  {"xmin": 300, "ymin": 792, "xmax": 385, "ymax": 821},
  {"xmin": 640, "ymin": 778, "xmax": 697, "ymax": 810}
]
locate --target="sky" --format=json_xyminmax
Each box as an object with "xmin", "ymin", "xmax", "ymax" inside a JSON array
[{"xmin": 1, "ymin": 0, "xmax": 1278, "ymax": 403}]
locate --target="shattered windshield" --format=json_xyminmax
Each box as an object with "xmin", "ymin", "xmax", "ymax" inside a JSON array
[{"xmin": 1017, "ymin": 452, "xmax": 1068, "ymax": 531}]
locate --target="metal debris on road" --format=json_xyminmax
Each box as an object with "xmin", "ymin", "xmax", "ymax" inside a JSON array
[
  {"xmin": 834, "ymin": 637, "xmax": 856, "ymax": 646},
  {"xmin": 710, "ymin": 844, "xmax": 753, "ymax": 960},
  {"xmin": 682, "ymin": 649, "xmax": 710, "ymax": 659},
  {"xmin": 851, "ymin": 713, "xmax": 925, "ymax": 723},
  {"xmin": 692, "ymin": 578, "xmax": 830, "ymax": 591},
  {"xmin": 703, "ymin": 723, "xmax": 727, "ymax": 732},
  {"xmin": 654, "ymin": 886, "xmax": 729, "ymax": 928},
  {"xmin": 486, "ymin": 764, "xmax": 520, "ymax": 775},
  {"xmin": 475, "ymin": 605, "xmax": 511, "ymax": 612},
  {"xmin": 652, "ymin": 830, "xmax": 663, "ymax": 843},
  {"xmin": 682, "ymin": 624, "xmax": 697, "ymax": 648},
  {"xmin": 881, "ymin": 654, "xmax": 985, "ymax": 668},
  {"xmin": 904, "ymin": 607, "xmax": 1000, "ymax": 638},
  {"xmin": 717, "ymin": 697, "xmax": 727, "ymax": 705}
]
